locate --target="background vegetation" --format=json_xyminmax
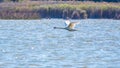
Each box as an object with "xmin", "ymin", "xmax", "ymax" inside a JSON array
[
  {"xmin": 0, "ymin": 0, "xmax": 120, "ymax": 2},
  {"xmin": 0, "ymin": 1, "xmax": 120, "ymax": 19}
]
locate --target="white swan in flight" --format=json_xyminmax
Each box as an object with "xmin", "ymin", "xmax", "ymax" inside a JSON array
[{"xmin": 54, "ymin": 20, "xmax": 79, "ymax": 31}]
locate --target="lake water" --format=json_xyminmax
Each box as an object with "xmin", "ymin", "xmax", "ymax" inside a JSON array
[{"xmin": 0, "ymin": 19, "xmax": 120, "ymax": 68}]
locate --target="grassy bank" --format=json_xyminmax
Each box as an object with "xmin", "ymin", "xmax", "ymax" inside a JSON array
[{"xmin": 0, "ymin": 1, "xmax": 120, "ymax": 19}]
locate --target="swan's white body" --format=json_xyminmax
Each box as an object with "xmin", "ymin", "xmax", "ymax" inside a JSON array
[
  {"xmin": 65, "ymin": 20, "xmax": 79, "ymax": 29},
  {"xmin": 54, "ymin": 20, "xmax": 79, "ymax": 31}
]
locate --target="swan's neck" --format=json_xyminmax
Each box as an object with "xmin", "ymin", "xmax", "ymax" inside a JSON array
[
  {"xmin": 54, "ymin": 27, "xmax": 65, "ymax": 29},
  {"xmin": 54, "ymin": 27, "xmax": 77, "ymax": 31}
]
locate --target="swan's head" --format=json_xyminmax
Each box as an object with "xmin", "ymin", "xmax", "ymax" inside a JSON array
[{"xmin": 54, "ymin": 27, "xmax": 57, "ymax": 29}]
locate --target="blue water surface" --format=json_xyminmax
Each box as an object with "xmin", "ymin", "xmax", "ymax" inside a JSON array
[{"xmin": 0, "ymin": 19, "xmax": 120, "ymax": 68}]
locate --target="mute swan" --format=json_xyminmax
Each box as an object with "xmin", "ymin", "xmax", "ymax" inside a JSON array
[{"xmin": 54, "ymin": 20, "xmax": 79, "ymax": 31}]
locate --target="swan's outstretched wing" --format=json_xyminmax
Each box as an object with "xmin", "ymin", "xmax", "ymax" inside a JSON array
[
  {"xmin": 65, "ymin": 20, "xmax": 70, "ymax": 27},
  {"xmin": 68, "ymin": 22, "xmax": 80, "ymax": 29}
]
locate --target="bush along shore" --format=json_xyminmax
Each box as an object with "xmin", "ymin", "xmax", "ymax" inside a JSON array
[{"xmin": 0, "ymin": 2, "xmax": 120, "ymax": 19}]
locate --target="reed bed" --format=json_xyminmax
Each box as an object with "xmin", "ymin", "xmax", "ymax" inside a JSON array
[{"xmin": 0, "ymin": 1, "xmax": 120, "ymax": 19}]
